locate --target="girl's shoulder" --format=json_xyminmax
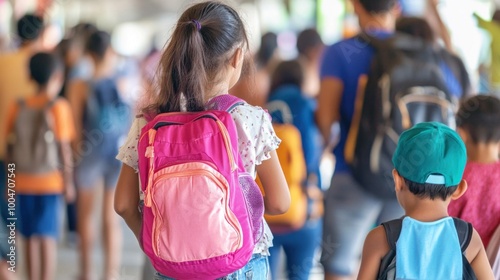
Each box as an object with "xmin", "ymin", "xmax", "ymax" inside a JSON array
[{"xmin": 229, "ymin": 102, "xmax": 270, "ymax": 120}]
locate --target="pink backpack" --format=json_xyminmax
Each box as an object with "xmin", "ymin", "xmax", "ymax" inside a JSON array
[{"xmin": 138, "ymin": 95, "xmax": 264, "ymax": 279}]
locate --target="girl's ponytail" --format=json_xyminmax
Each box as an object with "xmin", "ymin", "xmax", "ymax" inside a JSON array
[{"xmin": 145, "ymin": 1, "xmax": 250, "ymax": 115}]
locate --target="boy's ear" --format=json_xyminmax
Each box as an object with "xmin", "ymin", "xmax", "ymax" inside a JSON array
[
  {"xmin": 230, "ymin": 47, "xmax": 243, "ymax": 69},
  {"xmin": 451, "ymin": 179, "xmax": 468, "ymax": 200},
  {"xmin": 392, "ymin": 169, "xmax": 404, "ymax": 192}
]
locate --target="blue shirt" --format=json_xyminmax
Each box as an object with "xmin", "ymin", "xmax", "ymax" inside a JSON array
[
  {"xmin": 268, "ymin": 85, "xmax": 323, "ymax": 185},
  {"xmin": 320, "ymin": 31, "xmax": 392, "ymax": 173},
  {"xmin": 396, "ymin": 217, "xmax": 463, "ymax": 279}
]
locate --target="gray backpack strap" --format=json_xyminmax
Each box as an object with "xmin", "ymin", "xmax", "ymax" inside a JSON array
[
  {"xmin": 41, "ymin": 98, "xmax": 58, "ymax": 136},
  {"xmin": 453, "ymin": 218, "xmax": 477, "ymax": 279},
  {"xmin": 453, "ymin": 217, "xmax": 473, "ymax": 253},
  {"xmin": 17, "ymin": 99, "xmax": 26, "ymax": 107},
  {"xmin": 44, "ymin": 97, "xmax": 58, "ymax": 110},
  {"xmin": 382, "ymin": 218, "xmax": 403, "ymax": 250},
  {"xmin": 378, "ymin": 218, "xmax": 403, "ymax": 279}
]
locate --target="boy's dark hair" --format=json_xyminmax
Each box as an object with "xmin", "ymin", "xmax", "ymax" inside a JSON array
[
  {"xmin": 17, "ymin": 14, "xmax": 44, "ymax": 42},
  {"xmin": 71, "ymin": 22, "xmax": 98, "ymax": 39},
  {"xmin": 29, "ymin": 52, "xmax": 63, "ymax": 86},
  {"xmin": 86, "ymin": 30, "xmax": 111, "ymax": 61},
  {"xmin": 145, "ymin": 1, "xmax": 250, "ymax": 114},
  {"xmin": 270, "ymin": 60, "xmax": 304, "ymax": 94},
  {"xmin": 456, "ymin": 95, "xmax": 500, "ymax": 144},
  {"xmin": 296, "ymin": 28, "xmax": 323, "ymax": 57},
  {"xmin": 358, "ymin": 0, "xmax": 397, "ymax": 14},
  {"xmin": 396, "ymin": 17, "xmax": 435, "ymax": 43},
  {"xmin": 70, "ymin": 22, "xmax": 99, "ymax": 50},
  {"xmin": 404, "ymin": 178, "xmax": 458, "ymax": 201}
]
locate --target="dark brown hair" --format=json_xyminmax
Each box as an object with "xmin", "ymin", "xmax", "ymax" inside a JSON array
[
  {"xmin": 296, "ymin": 28, "xmax": 323, "ymax": 57},
  {"xmin": 270, "ymin": 60, "xmax": 304, "ymax": 94},
  {"xmin": 86, "ymin": 30, "xmax": 111, "ymax": 62},
  {"xmin": 17, "ymin": 14, "xmax": 44, "ymax": 43},
  {"xmin": 145, "ymin": 1, "xmax": 249, "ymax": 115},
  {"xmin": 456, "ymin": 95, "xmax": 500, "ymax": 144},
  {"xmin": 358, "ymin": 0, "xmax": 397, "ymax": 14},
  {"xmin": 396, "ymin": 17, "xmax": 435, "ymax": 43}
]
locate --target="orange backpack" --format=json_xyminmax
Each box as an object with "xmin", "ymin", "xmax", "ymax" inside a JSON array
[{"xmin": 257, "ymin": 123, "xmax": 308, "ymax": 232}]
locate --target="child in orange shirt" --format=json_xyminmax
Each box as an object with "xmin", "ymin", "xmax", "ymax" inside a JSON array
[{"xmin": 5, "ymin": 52, "xmax": 75, "ymax": 280}]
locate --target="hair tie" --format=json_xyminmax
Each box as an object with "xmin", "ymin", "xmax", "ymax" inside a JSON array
[{"xmin": 191, "ymin": 20, "xmax": 201, "ymax": 31}]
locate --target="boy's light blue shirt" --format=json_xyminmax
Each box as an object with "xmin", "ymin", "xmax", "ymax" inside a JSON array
[{"xmin": 396, "ymin": 216, "xmax": 463, "ymax": 280}]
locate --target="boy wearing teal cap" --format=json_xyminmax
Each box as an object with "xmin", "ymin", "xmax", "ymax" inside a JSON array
[{"xmin": 357, "ymin": 122, "xmax": 494, "ymax": 279}]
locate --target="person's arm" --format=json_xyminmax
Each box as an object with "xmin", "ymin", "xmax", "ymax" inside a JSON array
[
  {"xmin": 256, "ymin": 150, "xmax": 290, "ymax": 215},
  {"xmin": 53, "ymin": 99, "xmax": 77, "ymax": 203},
  {"xmin": 316, "ymin": 77, "xmax": 343, "ymax": 144},
  {"xmin": 59, "ymin": 141, "xmax": 75, "ymax": 203},
  {"xmin": 427, "ymin": 0, "xmax": 453, "ymax": 52},
  {"xmin": 467, "ymin": 228, "xmax": 495, "ymax": 279},
  {"xmin": 114, "ymin": 164, "xmax": 142, "ymax": 241},
  {"xmin": 358, "ymin": 226, "xmax": 390, "ymax": 280},
  {"xmin": 66, "ymin": 79, "xmax": 88, "ymax": 150}
]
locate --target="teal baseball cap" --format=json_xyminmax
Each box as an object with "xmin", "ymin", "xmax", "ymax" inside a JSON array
[{"xmin": 392, "ymin": 122, "xmax": 467, "ymax": 187}]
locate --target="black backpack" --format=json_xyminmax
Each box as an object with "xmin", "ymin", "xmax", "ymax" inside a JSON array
[
  {"xmin": 345, "ymin": 33, "xmax": 457, "ymax": 200},
  {"xmin": 378, "ymin": 217, "xmax": 477, "ymax": 279}
]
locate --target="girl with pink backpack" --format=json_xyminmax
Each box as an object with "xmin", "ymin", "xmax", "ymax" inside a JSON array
[{"xmin": 114, "ymin": 1, "xmax": 290, "ymax": 279}]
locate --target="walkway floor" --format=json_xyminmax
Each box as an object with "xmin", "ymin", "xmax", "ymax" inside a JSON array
[{"xmin": 37, "ymin": 220, "xmax": 324, "ymax": 279}]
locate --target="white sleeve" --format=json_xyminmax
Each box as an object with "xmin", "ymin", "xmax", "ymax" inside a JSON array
[
  {"xmin": 116, "ymin": 117, "xmax": 147, "ymax": 172},
  {"xmin": 230, "ymin": 104, "xmax": 281, "ymax": 177}
]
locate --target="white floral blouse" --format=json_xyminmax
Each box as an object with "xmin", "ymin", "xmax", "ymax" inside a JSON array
[{"xmin": 116, "ymin": 102, "xmax": 281, "ymax": 256}]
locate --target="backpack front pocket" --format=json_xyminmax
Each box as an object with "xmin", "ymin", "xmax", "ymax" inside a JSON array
[{"xmin": 149, "ymin": 162, "xmax": 243, "ymax": 263}]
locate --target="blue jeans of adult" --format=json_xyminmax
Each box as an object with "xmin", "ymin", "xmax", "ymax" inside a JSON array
[
  {"xmin": 320, "ymin": 172, "xmax": 404, "ymax": 276},
  {"xmin": 154, "ymin": 254, "xmax": 269, "ymax": 280},
  {"xmin": 268, "ymin": 219, "xmax": 322, "ymax": 280}
]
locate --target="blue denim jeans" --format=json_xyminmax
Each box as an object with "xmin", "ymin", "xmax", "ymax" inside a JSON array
[
  {"xmin": 154, "ymin": 254, "xmax": 269, "ymax": 280},
  {"xmin": 268, "ymin": 219, "xmax": 322, "ymax": 280}
]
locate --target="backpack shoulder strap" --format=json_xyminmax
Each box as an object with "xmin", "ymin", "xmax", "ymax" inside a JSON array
[
  {"xmin": 453, "ymin": 218, "xmax": 478, "ymax": 279},
  {"xmin": 378, "ymin": 218, "xmax": 403, "ymax": 279},
  {"xmin": 267, "ymin": 100, "xmax": 294, "ymax": 124},
  {"xmin": 453, "ymin": 217, "xmax": 473, "ymax": 253},
  {"xmin": 381, "ymin": 218, "xmax": 404, "ymax": 250},
  {"xmin": 206, "ymin": 94, "xmax": 245, "ymax": 112},
  {"xmin": 17, "ymin": 98, "xmax": 26, "ymax": 108},
  {"xmin": 44, "ymin": 97, "xmax": 59, "ymax": 110},
  {"xmin": 226, "ymin": 100, "xmax": 245, "ymax": 113}
]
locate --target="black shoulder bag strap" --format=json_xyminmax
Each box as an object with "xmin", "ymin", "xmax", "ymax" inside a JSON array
[
  {"xmin": 378, "ymin": 218, "xmax": 403, "ymax": 279},
  {"xmin": 453, "ymin": 218, "xmax": 477, "ymax": 280}
]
